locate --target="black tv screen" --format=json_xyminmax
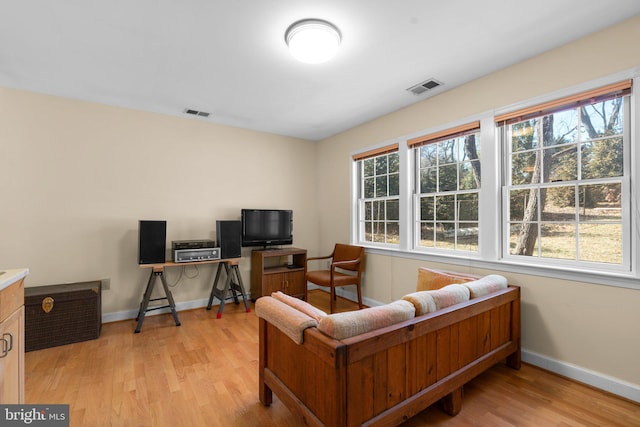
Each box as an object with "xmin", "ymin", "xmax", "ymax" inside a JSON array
[{"xmin": 241, "ymin": 209, "xmax": 293, "ymax": 247}]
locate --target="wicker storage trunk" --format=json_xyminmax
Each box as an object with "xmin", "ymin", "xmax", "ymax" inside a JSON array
[{"xmin": 24, "ymin": 281, "xmax": 102, "ymax": 352}]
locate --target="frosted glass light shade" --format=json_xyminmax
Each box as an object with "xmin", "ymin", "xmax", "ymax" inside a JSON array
[{"xmin": 285, "ymin": 19, "xmax": 341, "ymax": 64}]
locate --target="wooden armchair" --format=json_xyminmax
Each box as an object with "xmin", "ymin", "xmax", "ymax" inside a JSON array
[{"xmin": 304, "ymin": 243, "xmax": 365, "ymax": 313}]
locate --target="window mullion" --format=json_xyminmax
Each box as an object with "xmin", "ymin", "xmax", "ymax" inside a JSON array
[
  {"xmin": 398, "ymin": 143, "xmax": 411, "ymax": 251},
  {"xmin": 479, "ymin": 114, "xmax": 499, "ymax": 261},
  {"xmin": 623, "ymin": 90, "xmax": 634, "ymax": 271}
]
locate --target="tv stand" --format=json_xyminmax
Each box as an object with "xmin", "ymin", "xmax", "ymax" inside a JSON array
[{"xmin": 250, "ymin": 247, "xmax": 307, "ymax": 301}]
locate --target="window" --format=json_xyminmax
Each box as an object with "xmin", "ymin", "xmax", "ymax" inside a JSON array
[
  {"xmin": 351, "ymin": 77, "xmax": 637, "ymax": 286},
  {"xmin": 408, "ymin": 122, "xmax": 481, "ymax": 252},
  {"xmin": 354, "ymin": 144, "xmax": 400, "ymax": 245},
  {"xmin": 498, "ymin": 81, "xmax": 631, "ymax": 268}
]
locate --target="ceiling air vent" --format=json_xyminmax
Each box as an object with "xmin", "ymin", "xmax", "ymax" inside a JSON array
[
  {"xmin": 407, "ymin": 78, "xmax": 443, "ymax": 95},
  {"xmin": 183, "ymin": 108, "xmax": 210, "ymax": 118}
]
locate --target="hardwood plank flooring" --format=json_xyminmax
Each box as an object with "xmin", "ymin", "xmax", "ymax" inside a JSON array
[
  {"xmin": 25, "ymin": 291, "xmax": 639, "ymax": 426},
  {"xmin": 305, "ymin": 288, "xmax": 366, "ymax": 313}
]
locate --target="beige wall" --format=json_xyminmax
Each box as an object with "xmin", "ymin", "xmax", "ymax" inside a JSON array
[
  {"xmin": 0, "ymin": 88, "xmax": 319, "ymax": 315},
  {"xmin": 317, "ymin": 15, "xmax": 640, "ymax": 389}
]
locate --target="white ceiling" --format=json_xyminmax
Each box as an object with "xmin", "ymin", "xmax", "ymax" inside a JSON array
[{"xmin": 1, "ymin": 1, "xmax": 639, "ymax": 141}]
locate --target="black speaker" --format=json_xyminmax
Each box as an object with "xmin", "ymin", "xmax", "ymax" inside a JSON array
[
  {"xmin": 216, "ymin": 220, "xmax": 241, "ymax": 259},
  {"xmin": 138, "ymin": 220, "xmax": 167, "ymax": 264}
]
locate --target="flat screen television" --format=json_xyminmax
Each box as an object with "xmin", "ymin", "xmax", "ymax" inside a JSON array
[{"xmin": 241, "ymin": 209, "xmax": 293, "ymax": 247}]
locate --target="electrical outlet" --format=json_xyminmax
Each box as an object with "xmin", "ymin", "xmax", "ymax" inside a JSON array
[{"xmin": 101, "ymin": 278, "xmax": 111, "ymax": 290}]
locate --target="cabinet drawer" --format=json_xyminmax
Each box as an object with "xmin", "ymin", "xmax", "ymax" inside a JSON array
[
  {"xmin": 0, "ymin": 306, "xmax": 24, "ymax": 403},
  {"xmin": 0, "ymin": 279, "xmax": 24, "ymax": 323},
  {"xmin": 284, "ymin": 270, "xmax": 305, "ymax": 296}
]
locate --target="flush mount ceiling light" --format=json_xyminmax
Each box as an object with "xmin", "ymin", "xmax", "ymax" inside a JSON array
[{"xmin": 285, "ymin": 19, "xmax": 341, "ymax": 64}]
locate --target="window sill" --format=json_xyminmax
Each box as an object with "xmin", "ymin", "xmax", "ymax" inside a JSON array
[{"xmin": 361, "ymin": 245, "xmax": 640, "ymax": 290}]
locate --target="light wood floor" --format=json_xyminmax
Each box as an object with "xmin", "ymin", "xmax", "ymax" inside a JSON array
[{"xmin": 25, "ymin": 291, "xmax": 639, "ymax": 426}]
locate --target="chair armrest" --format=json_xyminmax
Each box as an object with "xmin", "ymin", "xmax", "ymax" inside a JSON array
[
  {"xmin": 331, "ymin": 257, "xmax": 362, "ymax": 268},
  {"xmin": 306, "ymin": 254, "xmax": 333, "ymax": 263}
]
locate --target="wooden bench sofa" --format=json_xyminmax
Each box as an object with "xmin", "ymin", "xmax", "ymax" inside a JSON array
[{"xmin": 256, "ymin": 271, "xmax": 521, "ymax": 427}]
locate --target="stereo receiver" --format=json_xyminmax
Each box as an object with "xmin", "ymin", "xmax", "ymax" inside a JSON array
[{"xmin": 172, "ymin": 247, "xmax": 221, "ymax": 263}]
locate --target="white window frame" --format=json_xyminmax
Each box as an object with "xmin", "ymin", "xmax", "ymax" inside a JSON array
[
  {"xmin": 498, "ymin": 98, "xmax": 631, "ymax": 274},
  {"xmin": 352, "ymin": 145, "xmax": 402, "ymax": 248},
  {"xmin": 350, "ymin": 70, "xmax": 640, "ymax": 289},
  {"xmin": 410, "ymin": 125, "xmax": 482, "ymax": 255}
]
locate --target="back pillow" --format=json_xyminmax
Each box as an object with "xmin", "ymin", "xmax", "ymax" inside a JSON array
[{"xmin": 416, "ymin": 267, "xmax": 477, "ymax": 291}]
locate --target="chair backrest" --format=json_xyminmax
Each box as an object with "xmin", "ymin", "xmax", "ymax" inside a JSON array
[{"xmin": 332, "ymin": 244, "xmax": 365, "ymax": 272}]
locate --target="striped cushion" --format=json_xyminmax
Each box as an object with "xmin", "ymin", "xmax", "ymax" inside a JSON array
[
  {"xmin": 463, "ymin": 275, "xmax": 508, "ymax": 298},
  {"xmin": 271, "ymin": 291, "xmax": 327, "ymax": 322},
  {"xmin": 317, "ymin": 300, "xmax": 415, "ymax": 340},
  {"xmin": 402, "ymin": 291, "xmax": 437, "ymax": 316},
  {"xmin": 429, "ymin": 284, "xmax": 470, "ymax": 310},
  {"xmin": 255, "ymin": 297, "xmax": 318, "ymax": 344}
]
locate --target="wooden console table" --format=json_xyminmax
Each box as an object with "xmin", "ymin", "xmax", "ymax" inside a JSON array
[
  {"xmin": 136, "ymin": 258, "xmax": 250, "ymax": 333},
  {"xmin": 250, "ymin": 247, "xmax": 307, "ymax": 300}
]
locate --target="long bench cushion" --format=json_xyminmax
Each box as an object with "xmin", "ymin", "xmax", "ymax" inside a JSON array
[
  {"xmin": 401, "ymin": 291, "xmax": 437, "ymax": 316},
  {"xmin": 416, "ymin": 267, "xmax": 477, "ymax": 291},
  {"xmin": 430, "ymin": 283, "xmax": 470, "ymax": 310},
  {"xmin": 463, "ymin": 275, "xmax": 508, "ymax": 298},
  {"xmin": 271, "ymin": 291, "xmax": 327, "ymax": 322},
  {"xmin": 403, "ymin": 283, "xmax": 470, "ymax": 315},
  {"xmin": 317, "ymin": 300, "xmax": 415, "ymax": 340},
  {"xmin": 255, "ymin": 297, "xmax": 318, "ymax": 344}
]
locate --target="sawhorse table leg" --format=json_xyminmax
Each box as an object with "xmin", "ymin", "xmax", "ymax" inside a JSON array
[
  {"xmin": 207, "ymin": 262, "xmax": 251, "ymax": 318},
  {"xmin": 135, "ymin": 267, "xmax": 181, "ymax": 333}
]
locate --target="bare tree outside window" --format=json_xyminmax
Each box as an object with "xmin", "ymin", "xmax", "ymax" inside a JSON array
[
  {"xmin": 359, "ymin": 151, "xmax": 400, "ymax": 245},
  {"xmin": 417, "ymin": 131, "xmax": 481, "ymax": 252},
  {"xmin": 507, "ymin": 96, "xmax": 624, "ymax": 264}
]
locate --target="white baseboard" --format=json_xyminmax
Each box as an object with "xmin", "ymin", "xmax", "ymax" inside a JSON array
[
  {"xmin": 101, "ymin": 295, "xmax": 246, "ymax": 323},
  {"xmin": 522, "ymin": 350, "xmax": 640, "ymax": 403}
]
